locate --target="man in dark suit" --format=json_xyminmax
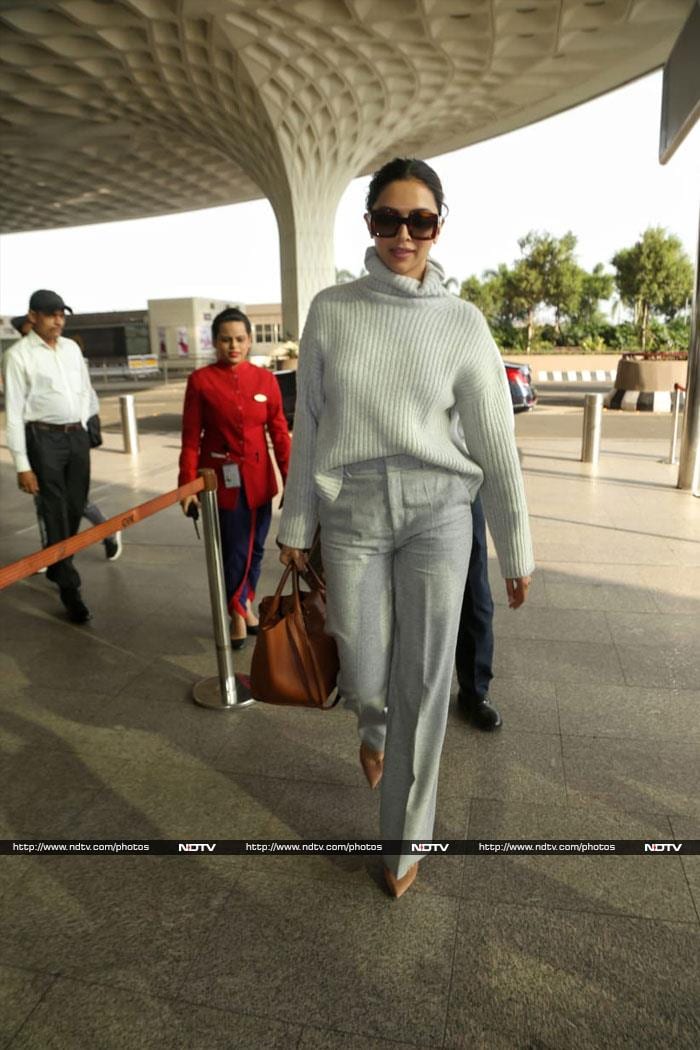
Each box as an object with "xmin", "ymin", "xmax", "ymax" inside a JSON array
[{"xmin": 455, "ymin": 496, "xmax": 502, "ymax": 730}]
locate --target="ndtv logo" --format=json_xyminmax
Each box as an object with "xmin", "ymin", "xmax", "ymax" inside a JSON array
[
  {"xmin": 178, "ymin": 843, "xmax": 217, "ymax": 853},
  {"xmin": 411, "ymin": 843, "xmax": 450, "ymax": 853},
  {"xmin": 644, "ymin": 843, "xmax": 682, "ymax": 853}
]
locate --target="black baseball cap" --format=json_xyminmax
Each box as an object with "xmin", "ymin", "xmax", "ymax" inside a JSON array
[
  {"xmin": 28, "ymin": 289, "xmax": 73, "ymax": 315},
  {"xmin": 11, "ymin": 314, "xmax": 31, "ymax": 334}
]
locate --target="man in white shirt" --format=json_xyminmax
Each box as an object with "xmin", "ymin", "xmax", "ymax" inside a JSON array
[
  {"xmin": 9, "ymin": 314, "xmax": 123, "ymax": 564},
  {"xmin": 3, "ymin": 289, "xmax": 92, "ymax": 622}
]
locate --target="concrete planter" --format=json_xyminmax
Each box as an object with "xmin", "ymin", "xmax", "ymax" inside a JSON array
[
  {"xmin": 275, "ymin": 356, "xmax": 298, "ymax": 371},
  {"xmin": 614, "ymin": 358, "xmax": 687, "ymax": 392},
  {"xmin": 606, "ymin": 357, "xmax": 688, "ymax": 412}
]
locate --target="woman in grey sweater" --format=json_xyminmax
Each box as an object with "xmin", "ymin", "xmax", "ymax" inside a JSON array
[{"xmin": 279, "ymin": 158, "xmax": 533, "ymax": 897}]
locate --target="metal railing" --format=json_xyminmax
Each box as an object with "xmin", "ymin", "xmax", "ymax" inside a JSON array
[{"xmin": 0, "ymin": 469, "xmax": 254, "ymax": 711}]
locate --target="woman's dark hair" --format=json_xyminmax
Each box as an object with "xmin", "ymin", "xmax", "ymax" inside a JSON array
[
  {"xmin": 366, "ymin": 157, "xmax": 445, "ymax": 214},
  {"xmin": 212, "ymin": 307, "xmax": 251, "ymax": 341}
]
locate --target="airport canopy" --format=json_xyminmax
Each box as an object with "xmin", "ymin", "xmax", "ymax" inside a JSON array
[{"xmin": 0, "ymin": 0, "xmax": 694, "ymax": 334}]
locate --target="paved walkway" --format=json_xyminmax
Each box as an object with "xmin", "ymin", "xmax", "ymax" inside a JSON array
[{"xmin": 0, "ymin": 385, "xmax": 698, "ymax": 1049}]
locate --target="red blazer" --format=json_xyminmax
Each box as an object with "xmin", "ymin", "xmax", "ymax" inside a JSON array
[{"xmin": 178, "ymin": 360, "xmax": 291, "ymax": 511}]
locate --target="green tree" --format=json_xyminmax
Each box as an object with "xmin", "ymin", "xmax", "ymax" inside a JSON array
[
  {"xmin": 506, "ymin": 231, "xmax": 586, "ymax": 349},
  {"xmin": 460, "ymin": 275, "xmax": 486, "ymax": 308},
  {"xmin": 335, "ymin": 267, "xmax": 367, "ymax": 284},
  {"xmin": 560, "ymin": 263, "xmax": 615, "ymax": 346},
  {"xmin": 335, "ymin": 267, "xmax": 356, "ymax": 284},
  {"xmin": 577, "ymin": 263, "xmax": 614, "ymax": 325},
  {"xmin": 611, "ymin": 227, "xmax": 693, "ymax": 351},
  {"xmin": 460, "ymin": 233, "xmax": 617, "ymax": 351},
  {"xmin": 460, "ymin": 274, "xmax": 501, "ymax": 318},
  {"xmin": 526, "ymin": 230, "xmax": 583, "ymax": 334},
  {"xmin": 460, "ymin": 267, "xmax": 522, "ymax": 348},
  {"xmin": 509, "ymin": 243, "xmax": 545, "ymax": 351}
]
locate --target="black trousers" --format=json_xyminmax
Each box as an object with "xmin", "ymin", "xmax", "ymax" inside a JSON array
[
  {"xmin": 25, "ymin": 424, "xmax": 90, "ymax": 592},
  {"xmin": 455, "ymin": 495, "xmax": 495, "ymax": 702}
]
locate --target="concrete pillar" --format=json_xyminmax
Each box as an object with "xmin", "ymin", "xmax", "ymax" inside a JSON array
[{"xmin": 271, "ymin": 179, "xmax": 345, "ymax": 339}]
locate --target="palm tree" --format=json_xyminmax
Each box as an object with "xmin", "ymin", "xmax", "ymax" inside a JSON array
[{"xmin": 335, "ymin": 267, "xmax": 368, "ymax": 284}]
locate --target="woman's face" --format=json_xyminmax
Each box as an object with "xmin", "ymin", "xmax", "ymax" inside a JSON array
[
  {"xmin": 215, "ymin": 320, "xmax": 251, "ymax": 368},
  {"xmin": 366, "ymin": 178, "xmax": 441, "ymax": 282}
]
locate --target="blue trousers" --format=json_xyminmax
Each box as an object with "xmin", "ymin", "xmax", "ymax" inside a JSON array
[
  {"xmin": 35, "ymin": 497, "xmax": 116, "ymax": 550},
  {"xmin": 218, "ymin": 488, "xmax": 272, "ymax": 618},
  {"xmin": 455, "ymin": 495, "xmax": 494, "ymax": 702}
]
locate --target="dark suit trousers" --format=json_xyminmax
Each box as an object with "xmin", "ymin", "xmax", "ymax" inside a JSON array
[
  {"xmin": 25, "ymin": 424, "xmax": 90, "ymax": 592},
  {"xmin": 455, "ymin": 495, "xmax": 494, "ymax": 702}
]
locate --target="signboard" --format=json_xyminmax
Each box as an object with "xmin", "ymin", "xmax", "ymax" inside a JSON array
[
  {"xmin": 198, "ymin": 324, "xmax": 213, "ymax": 353},
  {"xmin": 660, "ymin": 0, "xmax": 700, "ymax": 164},
  {"xmin": 177, "ymin": 326, "xmax": 190, "ymax": 356},
  {"xmin": 127, "ymin": 355, "xmax": 159, "ymax": 372}
]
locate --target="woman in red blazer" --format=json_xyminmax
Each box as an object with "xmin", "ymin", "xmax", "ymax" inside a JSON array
[{"xmin": 179, "ymin": 308, "xmax": 291, "ymax": 646}]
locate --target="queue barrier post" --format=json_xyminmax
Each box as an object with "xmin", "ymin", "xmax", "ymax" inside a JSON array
[
  {"xmin": 192, "ymin": 468, "xmax": 255, "ymax": 711},
  {"xmin": 581, "ymin": 393, "xmax": 603, "ymax": 464},
  {"xmin": 120, "ymin": 394, "xmax": 139, "ymax": 454},
  {"xmin": 668, "ymin": 383, "xmax": 685, "ymax": 465}
]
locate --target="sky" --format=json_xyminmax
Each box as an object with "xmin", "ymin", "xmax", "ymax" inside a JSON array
[{"xmin": 0, "ymin": 69, "xmax": 698, "ymax": 317}]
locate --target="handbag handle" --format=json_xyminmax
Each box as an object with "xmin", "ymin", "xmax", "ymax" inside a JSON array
[
  {"xmin": 302, "ymin": 561, "xmax": 325, "ymax": 595},
  {"xmin": 264, "ymin": 560, "xmax": 302, "ymax": 623}
]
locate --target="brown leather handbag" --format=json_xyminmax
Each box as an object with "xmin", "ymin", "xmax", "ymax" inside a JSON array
[{"xmin": 249, "ymin": 561, "xmax": 339, "ymax": 708}]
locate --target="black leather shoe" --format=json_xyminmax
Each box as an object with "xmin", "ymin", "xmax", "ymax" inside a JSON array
[
  {"xmin": 59, "ymin": 588, "xmax": 91, "ymax": 624},
  {"xmin": 458, "ymin": 691, "xmax": 502, "ymax": 731}
]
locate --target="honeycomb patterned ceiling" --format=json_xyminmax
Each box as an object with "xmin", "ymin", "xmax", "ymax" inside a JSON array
[{"xmin": 0, "ymin": 0, "xmax": 694, "ymax": 234}]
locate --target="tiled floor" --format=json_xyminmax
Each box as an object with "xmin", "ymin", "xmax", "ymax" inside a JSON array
[{"xmin": 1, "ymin": 391, "xmax": 698, "ymax": 1049}]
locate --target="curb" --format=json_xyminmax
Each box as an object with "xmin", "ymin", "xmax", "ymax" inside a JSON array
[{"xmin": 536, "ymin": 370, "xmax": 617, "ymax": 382}]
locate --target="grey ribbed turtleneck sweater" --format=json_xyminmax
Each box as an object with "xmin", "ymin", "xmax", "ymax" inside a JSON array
[{"xmin": 278, "ymin": 247, "xmax": 534, "ymax": 579}]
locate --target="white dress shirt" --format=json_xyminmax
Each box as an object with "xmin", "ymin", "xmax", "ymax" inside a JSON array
[{"xmin": 2, "ymin": 330, "xmax": 92, "ymax": 473}]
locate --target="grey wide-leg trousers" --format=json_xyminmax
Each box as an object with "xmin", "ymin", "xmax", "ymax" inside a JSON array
[{"xmin": 319, "ymin": 455, "xmax": 472, "ymax": 878}]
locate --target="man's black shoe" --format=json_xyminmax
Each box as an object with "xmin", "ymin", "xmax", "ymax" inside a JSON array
[
  {"xmin": 458, "ymin": 691, "xmax": 502, "ymax": 731},
  {"xmin": 59, "ymin": 588, "xmax": 91, "ymax": 624}
]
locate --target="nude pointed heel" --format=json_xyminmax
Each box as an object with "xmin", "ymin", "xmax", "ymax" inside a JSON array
[
  {"xmin": 384, "ymin": 863, "xmax": 418, "ymax": 899},
  {"xmin": 359, "ymin": 743, "xmax": 384, "ymax": 789},
  {"xmin": 230, "ymin": 612, "xmax": 247, "ymax": 650}
]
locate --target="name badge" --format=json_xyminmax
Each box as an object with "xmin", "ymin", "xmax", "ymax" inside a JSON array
[
  {"xmin": 253, "ymin": 393, "xmax": 267, "ymax": 402},
  {"xmin": 222, "ymin": 462, "xmax": 241, "ymax": 488}
]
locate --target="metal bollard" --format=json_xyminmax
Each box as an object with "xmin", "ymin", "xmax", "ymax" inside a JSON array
[
  {"xmin": 119, "ymin": 394, "xmax": 139, "ymax": 454},
  {"xmin": 581, "ymin": 393, "xmax": 603, "ymax": 464},
  {"xmin": 668, "ymin": 385, "xmax": 684, "ymax": 465},
  {"xmin": 192, "ymin": 470, "xmax": 255, "ymax": 710}
]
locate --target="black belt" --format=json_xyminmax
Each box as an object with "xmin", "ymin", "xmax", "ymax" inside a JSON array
[{"xmin": 30, "ymin": 421, "xmax": 82, "ymax": 433}]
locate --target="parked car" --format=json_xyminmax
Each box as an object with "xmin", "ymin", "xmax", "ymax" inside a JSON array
[
  {"xmin": 274, "ymin": 368, "xmax": 297, "ymax": 430},
  {"xmin": 504, "ymin": 360, "xmax": 537, "ymax": 412},
  {"xmin": 275, "ymin": 360, "xmax": 536, "ymax": 430}
]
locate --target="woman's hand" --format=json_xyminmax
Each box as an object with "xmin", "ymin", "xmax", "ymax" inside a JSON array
[
  {"xmin": 506, "ymin": 576, "xmax": 531, "ymax": 609},
  {"xmin": 181, "ymin": 494, "xmax": 201, "ymax": 516},
  {"xmin": 279, "ymin": 545, "xmax": 308, "ymax": 570}
]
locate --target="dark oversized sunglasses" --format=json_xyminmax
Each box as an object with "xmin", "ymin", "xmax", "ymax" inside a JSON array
[{"xmin": 368, "ymin": 207, "xmax": 441, "ymax": 240}]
